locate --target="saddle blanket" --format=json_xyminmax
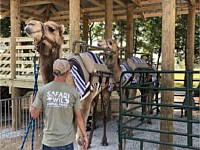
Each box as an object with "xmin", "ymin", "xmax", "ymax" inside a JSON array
[
  {"xmin": 68, "ymin": 51, "xmax": 113, "ymax": 100},
  {"xmin": 120, "ymin": 57, "xmax": 157, "ymax": 84}
]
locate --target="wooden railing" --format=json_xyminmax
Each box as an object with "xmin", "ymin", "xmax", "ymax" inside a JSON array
[{"xmin": 0, "ymin": 35, "xmax": 69, "ymax": 88}]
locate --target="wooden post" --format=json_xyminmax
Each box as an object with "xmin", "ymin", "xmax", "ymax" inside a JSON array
[
  {"xmin": 83, "ymin": 12, "xmax": 89, "ymax": 44},
  {"xmin": 10, "ymin": 0, "xmax": 21, "ymax": 130},
  {"xmin": 105, "ymin": 0, "xmax": 113, "ymax": 121},
  {"xmin": 126, "ymin": 3, "xmax": 134, "ymax": 59},
  {"xmin": 160, "ymin": 0, "xmax": 175, "ymax": 150},
  {"xmin": 69, "ymin": 0, "xmax": 80, "ymax": 53},
  {"xmin": 105, "ymin": 0, "xmax": 113, "ymax": 39},
  {"xmin": 186, "ymin": 3, "xmax": 196, "ymax": 71}
]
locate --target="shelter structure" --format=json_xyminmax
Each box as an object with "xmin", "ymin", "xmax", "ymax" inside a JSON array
[{"xmin": 0, "ymin": 0, "xmax": 199, "ymax": 148}]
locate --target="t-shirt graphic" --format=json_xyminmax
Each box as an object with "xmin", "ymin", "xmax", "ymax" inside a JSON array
[{"xmin": 46, "ymin": 91, "xmax": 70, "ymax": 108}]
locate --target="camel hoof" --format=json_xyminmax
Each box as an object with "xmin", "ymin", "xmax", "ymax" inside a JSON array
[{"xmin": 101, "ymin": 142, "xmax": 108, "ymax": 146}]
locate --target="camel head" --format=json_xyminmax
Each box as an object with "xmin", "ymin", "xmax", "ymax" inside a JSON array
[
  {"xmin": 97, "ymin": 39, "xmax": 120, "ymax": 69},
  {"xmin": 24, "ymin": 20, "xmax": 64, "ymax": 57}
]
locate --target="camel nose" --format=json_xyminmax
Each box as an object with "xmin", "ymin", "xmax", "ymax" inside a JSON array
[{"xmin": 24, "ymin": 26, "xmax": 31, "ymax": 35}]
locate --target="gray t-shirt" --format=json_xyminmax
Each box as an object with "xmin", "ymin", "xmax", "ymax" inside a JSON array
[{"xmin": 32, "ymin": 81, "xmax": 81, "ymax": 147}]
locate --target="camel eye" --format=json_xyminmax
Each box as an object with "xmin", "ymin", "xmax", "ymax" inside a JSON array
[
  {"xmin": 48, "ymin": 27, "xmax": 55, "ymax": 32},
  {"xmin": 109, "ymin": 42, "xmax": 112, "ymax": 45}
]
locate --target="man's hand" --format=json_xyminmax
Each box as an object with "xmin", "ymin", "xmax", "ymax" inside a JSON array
[
  {"xmin": 29, "ymin": 94, "xmax": 36, "ymax": 104},
  {"xmin": 83, "ymin": 136, "xmax": 88, "ymax": 150}
]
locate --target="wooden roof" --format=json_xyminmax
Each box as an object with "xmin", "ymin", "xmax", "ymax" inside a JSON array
[{"xmin": 0, "ymin": 0, "xmax": 199, "ymax": 25}]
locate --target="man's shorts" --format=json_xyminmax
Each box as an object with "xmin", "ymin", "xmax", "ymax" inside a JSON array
[{"xmin": 42, "ymin": 143, "xmax": 74, "ymax": 150}]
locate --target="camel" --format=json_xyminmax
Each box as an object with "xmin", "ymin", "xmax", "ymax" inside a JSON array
[
  {"xmin": 98, "ymin": 39, "xmax": 157, "ymax": 149},
  {"xmin": 25, "ymin": 20, "xmax": 112, "ymax": 149}
]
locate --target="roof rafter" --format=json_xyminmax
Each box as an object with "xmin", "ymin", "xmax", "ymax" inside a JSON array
[
  {"xmin": 189, "ymin": 0, "xmax": 196, "ymax": 6},
  {"xmin": 113, "ymin": 0, "xmax": 126, "ymax": 7},
  {"xmin": 131, "ymin": 0, "xmax": 142, "ymax": 7},
  {"xmin": 0, "ymin": 10, "xmax": 10, "ymax": 19},
  {"xmin": 88, "ymin": 0, "xmax": 105, "ymax": 9},
  {"xmin": 20, "ymin": 0, "xmax": 52, "ymax": 7}
]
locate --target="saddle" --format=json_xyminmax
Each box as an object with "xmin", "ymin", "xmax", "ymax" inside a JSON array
[
  {"xmin": 66, "ymin": 52, "xmax": 114, "ymax": 100},
  {"xmin": 121, "ymin": 57, "xmax": 157, "ymax": 84}
]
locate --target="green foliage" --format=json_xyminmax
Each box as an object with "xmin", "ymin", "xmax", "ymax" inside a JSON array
[{"xmin": 0, "ymin": 18, "xmax": 11, "ymax": 37}]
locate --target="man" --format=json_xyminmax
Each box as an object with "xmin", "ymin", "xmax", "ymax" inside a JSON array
[{"xmin": 29, "ymin": 58, "xmax": 88, "ymax": 150}]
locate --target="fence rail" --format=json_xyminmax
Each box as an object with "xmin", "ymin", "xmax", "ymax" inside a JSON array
[
  {"xmin": 118, "ymin": 70, "xmax": 200, "ymax": 150},
  {"xmin": 0, "ymin": 96, "xmax": 44, "ymax": 150}
]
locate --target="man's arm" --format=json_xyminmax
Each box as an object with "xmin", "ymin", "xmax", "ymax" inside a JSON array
[
  {"xmin": 29, "ymin": 95, "xmax": 41, "ymax": 119},
  {"xmin": 75, "ymin": 109, "xmax": 88, "ymax": 149}
]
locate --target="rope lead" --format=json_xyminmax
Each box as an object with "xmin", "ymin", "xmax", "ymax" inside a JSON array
[{"xmin": 20, "ymin": 52, "xmax": 39, "ymax": 150}]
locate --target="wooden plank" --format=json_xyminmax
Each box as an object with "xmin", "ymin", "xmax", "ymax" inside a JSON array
[
  {"xmin": 189, "ymin": 0, "xmax": 196, "ymax": 6},
  {"xmin": 131, "ymin": 0, "xmax": 142, "ymax": 7},
  {"xmin": 0, "ymin": 10, "xmax": 10, "ymax": 19},
  {"xmin": 16, "ymin": 45, "xmax": 34, "ymax": 49},
  {"xmin": 88, "ymin": 0, "xmax": 105, "ymax": 9},
  {"xmin": 0, "ymin": 78, "xmax": 44, "ymax": 89},
  {"xmin": 113, "ymin": 0, "xmax": 126, "ymax": 7},
  {"xmin": 20, "ymin": 0, "xmax": 51, "ymax": 7},
  {"xmin": 1, "ymin": 60, "xmax": 33, "ymax": 64}
]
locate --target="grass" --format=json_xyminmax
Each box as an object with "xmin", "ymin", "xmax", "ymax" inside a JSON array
[{"xmin": 174, "ymin": 69, "xmax": 200, "ymax": 87}]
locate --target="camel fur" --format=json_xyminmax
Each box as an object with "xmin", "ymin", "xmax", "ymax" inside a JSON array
[{"xmin": 25, "ymin": 20, "xmax": 112, "ymax": 150}]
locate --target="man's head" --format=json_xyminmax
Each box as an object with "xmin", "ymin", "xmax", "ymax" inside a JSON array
[{"xmin": 53, "ymin": 58, "xmax": 70, "ymax": 76}]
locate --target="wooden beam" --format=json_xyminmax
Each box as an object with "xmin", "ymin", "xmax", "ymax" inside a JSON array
[
  {"xmin": 113, "ymin": 0, "xmax": 126, "ymax": 7},
  {"xmin": 83, "ymin": 13, "xmax": 89, "ymax": 44},
  {"xmin": 160, "ymin": 0, "xmax": 175, "ymax": 149},
  {"xmin": 189, "ymin": 0, "xmax": 196, "ymax": 6},
  {"xmin": 10, "ymin": 0, "xmax": 21, "ymax": 130},
  {"xmin": 88, "ymin": 0, "xmax": 105, "ymax": 9},
  {"xmin": 141, "ymin": 12, "xmax": 146, "ymax": 20},
  {"xmin": 69, "ymin": 0, "xmax": 80, "ymax": 52},
  {"xmin": 186, "ymin": 3, "xmax": 196, "ymax": 71},
  {"xmin": 50, "ymin": 5, "xmax": 68, "ymax": 26},
  {"xmin": 132, "ymin": 0, "xmax": 142, "ymax": 7},
  {"xmin": 50, "ymin": 0, "xmax": 68, "ymax": 9},
  {"xmin": 126, "ymin": 2, "xmax": 134, "ymax": 58},
  {"xmin": 22, "ymin": 6, "xmax": 47, "ymax": 15},
  {"xmin": 105, "ymin": 0, "xmax": 113, "ymax": 39},
  {"xmin": 0, "ymin": 10, "xmax": 10, "ymax": 19},
  {"xmin": 20, "ymin": 0, "xmax": 51, "ymax": 7}
]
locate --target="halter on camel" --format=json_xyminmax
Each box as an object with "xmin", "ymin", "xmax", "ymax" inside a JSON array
[{"xmin": 32, "ymin": 22, "xmax": 61, "ymax": 60}]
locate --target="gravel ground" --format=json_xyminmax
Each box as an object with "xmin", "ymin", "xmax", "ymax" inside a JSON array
[{"xmin": 74, "ymin": 112, "xmax": 200, "ymax": 150}]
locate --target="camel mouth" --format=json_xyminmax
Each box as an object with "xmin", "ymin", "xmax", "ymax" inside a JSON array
[
  {"xmin": 24, "ymin": 28, "xmax": 32, "ymax": 35},
  {"xmin": 97, "ymin": 43, "xmax": 103, "ymax": 47}
]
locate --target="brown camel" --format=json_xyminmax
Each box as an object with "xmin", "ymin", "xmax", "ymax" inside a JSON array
[
  {"xmin": 25, "ymin": 20, "xmax": 112, "ymax": 150},
  {"xmin": 98, "ymin": 39, "xmax": 157, "ymax": 149}
]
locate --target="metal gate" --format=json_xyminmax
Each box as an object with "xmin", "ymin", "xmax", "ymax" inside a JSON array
[{"xmin": 118, "ymin": 70, "xmax": 200, "ymax": 150}]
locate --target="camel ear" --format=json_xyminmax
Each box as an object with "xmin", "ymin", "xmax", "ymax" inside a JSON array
[{"xmin": 59, "ymin": 25, "xmax": 65, "ymax": 36}]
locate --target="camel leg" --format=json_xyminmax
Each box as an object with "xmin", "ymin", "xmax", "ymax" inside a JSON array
[
  {"xmin": 76, "ymin": 92, "xmax": 96, "ymax": 150},
  {"xmin": 88, "ymin": 96, "xmax": 99, "ymax": 148},
  {"xmin": 101, "ymin": 89, "xmax": 111, "ymax": 146}
]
